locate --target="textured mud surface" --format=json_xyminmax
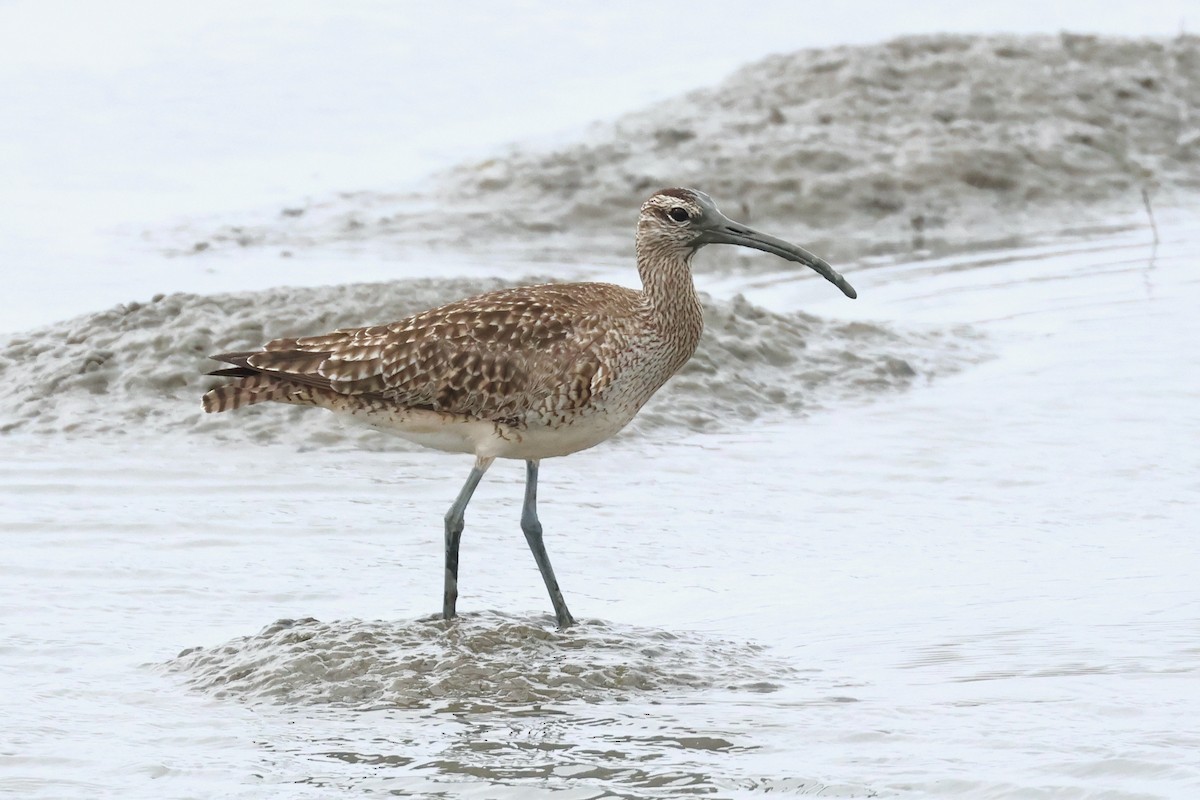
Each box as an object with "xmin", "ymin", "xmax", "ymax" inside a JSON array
[
  {"xmin": 167, "ymin": 613, "xmax": 793, "ymax": 710},
  {"xmin": 175, "ymin": 34, "xmax": 1199, "ymax": 265},
  {"xmin": 0, "ymin": 277, "xmax": 984, "ymax": 445}
]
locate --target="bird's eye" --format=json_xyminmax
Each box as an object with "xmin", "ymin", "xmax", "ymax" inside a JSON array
[{"xmin": 667, "ymin": 207, "xmax": 690, "ymax": 223}]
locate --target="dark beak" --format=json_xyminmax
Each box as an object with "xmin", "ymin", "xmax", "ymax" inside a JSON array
[{"xmin": 696, "ymin": 214, "xmax": 857, "ymax": 299}]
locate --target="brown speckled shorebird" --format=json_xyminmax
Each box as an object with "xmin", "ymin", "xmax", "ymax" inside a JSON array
[{"xmin": 201, "ymin": 188, "xmax": 856, "ymax": 628}]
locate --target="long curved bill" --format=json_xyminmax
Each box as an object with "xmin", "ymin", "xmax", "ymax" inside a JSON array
[{"xmin": 697, "ymin": 214, "xmax": 857, "ymax": 299}]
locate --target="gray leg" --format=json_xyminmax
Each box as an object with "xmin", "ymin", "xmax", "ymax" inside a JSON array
[
  {"xmin": 521, "ymin": 459, "xmax": 575, "ymax": 629},
  {"xmin": 444, "ymin": 456, "xmax": 494, "ymax": 620}
]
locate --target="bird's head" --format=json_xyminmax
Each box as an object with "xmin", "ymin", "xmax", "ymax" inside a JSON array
[{"xmin": 638, "ymin": 188, "xmax": 856, "ymax": 299}]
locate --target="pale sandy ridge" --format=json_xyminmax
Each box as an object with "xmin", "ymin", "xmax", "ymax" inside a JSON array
[{"xmin": 173, "ymin": 33, "xmax": 1198, "ymax": 266}]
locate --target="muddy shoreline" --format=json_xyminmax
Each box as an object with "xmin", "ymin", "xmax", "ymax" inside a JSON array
[{"xmin": 175, "ymin": 33, "xmax": 1198, "ymax": 266}]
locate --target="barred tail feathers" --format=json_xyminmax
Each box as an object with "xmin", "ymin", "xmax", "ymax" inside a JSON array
[{"xmin": 201, "ymin": 374, "xmax": 317, "ymax": 413}]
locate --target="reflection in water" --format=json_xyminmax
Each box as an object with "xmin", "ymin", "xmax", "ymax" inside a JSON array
[{"xmin": 260, "ymin": 707, "xmax": 868, "ymax": 798}]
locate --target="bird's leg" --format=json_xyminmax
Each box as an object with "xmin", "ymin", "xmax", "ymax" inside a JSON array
[
  {"xmin": 443, "ymin": 456, "xmax": 493, "ymax": 620},
  {"xmin": 521, "ymin": 459, "xmax": 575, "ymax": 629}
]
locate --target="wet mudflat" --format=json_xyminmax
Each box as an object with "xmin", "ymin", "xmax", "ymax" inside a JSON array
[{"xmin": 3, "ymin": 223, "xmax": 1197, "ymax": 798}]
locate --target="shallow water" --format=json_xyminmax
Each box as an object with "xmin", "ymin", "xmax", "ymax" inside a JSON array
[{"xmin": 2, "ymin": 223, "xmax": 1198, "ymax": 798}]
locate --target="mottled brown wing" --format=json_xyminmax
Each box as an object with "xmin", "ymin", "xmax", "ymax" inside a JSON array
[{"xmin": 213, "ymin": 283, "xmax": 638, "ymax": 420}]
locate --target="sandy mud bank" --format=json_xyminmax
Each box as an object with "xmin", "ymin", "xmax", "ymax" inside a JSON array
[
  {"xmin": 176, "ymin": 34, "xmax": 1198, "ymax": 265},
  {"xmin": 0, "ymin": 277, "xmax": 982, "ymax": 446}
]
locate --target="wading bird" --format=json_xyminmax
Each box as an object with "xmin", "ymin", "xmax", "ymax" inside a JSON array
[{"xmin": 202, "ymin": 188, "xmax": 856, "ymax": 628}]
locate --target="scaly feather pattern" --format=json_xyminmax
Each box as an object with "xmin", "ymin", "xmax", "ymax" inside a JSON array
[{"xmin": 203, "ymin": 281, "xmax": 694, "ymax": 432}]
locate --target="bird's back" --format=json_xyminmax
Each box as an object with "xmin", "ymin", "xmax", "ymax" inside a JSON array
[{"xmin": 202, "ymin": 281, "xmax": 679, "ymax": 435}]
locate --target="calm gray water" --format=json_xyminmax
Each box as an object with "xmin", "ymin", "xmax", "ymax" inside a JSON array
[{"xmin": 2, "ymin": 223, "xmax": 1197, "ymax": 798}]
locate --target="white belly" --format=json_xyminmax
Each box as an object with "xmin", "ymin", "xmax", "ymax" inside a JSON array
[{"xmin": 336, "ymin": 404, "xmax": 636, "ymax": 461}]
